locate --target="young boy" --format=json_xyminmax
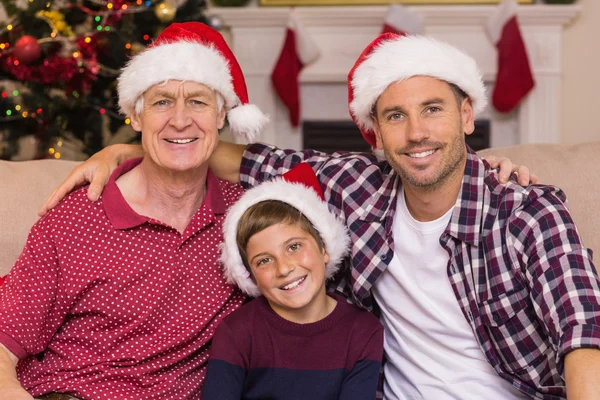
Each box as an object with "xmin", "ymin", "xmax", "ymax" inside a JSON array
[{"xmin": 202, "ymin": 163, "xmax": 384, "ymax": 400}]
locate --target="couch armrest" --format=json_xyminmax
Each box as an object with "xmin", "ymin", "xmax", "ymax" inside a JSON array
[{"xmin": 0, "ymin": 160, "xmax": 81, "ymax": 276}]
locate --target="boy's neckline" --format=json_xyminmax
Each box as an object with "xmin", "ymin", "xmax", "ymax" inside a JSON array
[{"xmin": 259, "ymin": 295, "xmax": 347, "ymax": 336}]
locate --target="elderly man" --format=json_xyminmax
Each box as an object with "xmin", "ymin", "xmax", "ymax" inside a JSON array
[
  {"xmin": 0, "ymin": 23, "xmax": 267, "ymax": 400},
  {"xmin": 39, "ymin": 36, "xmax": 556, "ymax": 399}
]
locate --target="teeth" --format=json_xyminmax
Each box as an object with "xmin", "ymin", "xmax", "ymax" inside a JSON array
[
  {"xmin": 166, "ymin": 138, "xmax": 196, "ymax": 144},
  {"xmin": 282, "ymin": 276, "xmax": 305, "ymax": 290},
  {"xmin": 408, "ymin": 150, "xmax": 435, "ymax": 158}
]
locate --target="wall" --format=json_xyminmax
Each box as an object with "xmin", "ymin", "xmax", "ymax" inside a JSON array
[{"xmin": 562, "ymin": 0, "xmax": 600, "ymax": 144}]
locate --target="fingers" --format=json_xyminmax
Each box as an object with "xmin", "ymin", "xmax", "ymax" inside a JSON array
[
  {"xmin": 529, "ymin": 173, "xmax": 540, "ymax": 185},
  {"xmin": 484, "ymin": 155, "xmax": 511, "ymax": 183},
  {"xmin": 86, "ymin": 165, "xmax": 111, "ymax": 202},
  {"xmin": 485, "ymin": 156, "xmax": 538, "ymax": 186},
  {"xmin": 38, "ymin": 188, "xmax": 60, "ymax": 217},
  {"xmin": 515, "ymin": 165, "xmax": 531, "ymax": 186},
  {"xmin": 37, "ymin": 145, "xmax": 133, "ymax": 217},
  {"xmin": 37, "ymin": 167, "xmax": 90, "ymax": 217},
  {"xmin": 495, "ymin": 157, "xmax": 513, "ymax": 184}
]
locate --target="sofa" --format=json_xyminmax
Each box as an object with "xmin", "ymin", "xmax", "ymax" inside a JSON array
[{"xmin": 1, "ymin": 141, "xmax": 599, "ymax": 276}]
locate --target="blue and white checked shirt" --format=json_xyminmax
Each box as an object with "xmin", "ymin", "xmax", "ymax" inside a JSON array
[{"xmin": 240, "ymin": 143, "xmax": 600, "ymax": 399}]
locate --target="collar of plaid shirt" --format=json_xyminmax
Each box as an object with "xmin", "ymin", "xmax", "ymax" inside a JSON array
[{"xmin": 339, "ymin": 147, "xmax": 488, "ymax": 308}]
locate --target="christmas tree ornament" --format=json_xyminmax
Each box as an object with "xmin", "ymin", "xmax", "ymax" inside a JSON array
[
  {"xmin": 154, "ymin": 2, "xmax": 177, "ymax": 23},
  {"xmin": 13, "ymin": 36, "xmax": 42, "ymax": 65},
  {"xmin": 1, "ymin": 0, "xmax": 212, "ymax": 160},
  {"xmin": 207, "ymin": 14, "xmax": 224, "ymax": 31},
  {"xmin": 36, "ymin": 10, "xmax": 75, "ymax": 37}
]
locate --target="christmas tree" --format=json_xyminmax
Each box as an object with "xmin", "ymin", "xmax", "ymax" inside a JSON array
[{"xmin": 0, "ymin": 0, "xmax": 212, "ymax": 160}]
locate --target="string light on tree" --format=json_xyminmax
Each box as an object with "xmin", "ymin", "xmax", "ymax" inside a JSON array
[
  {"xmin": 154, "ymin": 2, "xmax": 176, "ymax": 23},
  {"xmin": 1, "ymin": 0, "xmax": 210, "ymax": 160}
]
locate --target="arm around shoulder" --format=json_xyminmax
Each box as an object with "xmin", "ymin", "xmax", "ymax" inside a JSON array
[
  {"xmin": 208, "ymin": 140, "xmax": 246, "ymax": 184},
  {"xmin": 38, "ymin": 143, "xmax": 143, "ymax": 216}
]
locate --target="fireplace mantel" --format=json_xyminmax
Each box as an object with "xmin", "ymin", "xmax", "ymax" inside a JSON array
[
  {"xmin": 210, "ymin": 5, "xmax": 581, "ymax": 149},
  {"xmin": 211, "ymin": 5, "xmax": 580, "ymax": 28}
]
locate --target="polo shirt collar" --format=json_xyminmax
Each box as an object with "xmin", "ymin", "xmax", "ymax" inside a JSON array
[
  {"xmin": 103, "ymin": 158, "xmax": 227, "ymax": 230},
  {"xmin": 103, "ymin": 158, "xmax": 147, "ymax": 230}
]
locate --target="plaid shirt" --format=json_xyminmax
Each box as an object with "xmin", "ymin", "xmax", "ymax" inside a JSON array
[{"xmin": 241, "ymin": 143, "xmax": 600, "ymax": 399}]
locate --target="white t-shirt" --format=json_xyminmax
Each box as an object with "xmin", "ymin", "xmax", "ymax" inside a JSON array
[{"xmin": 372, "ymin": 188, "xmax": 528, "ymax": 400}]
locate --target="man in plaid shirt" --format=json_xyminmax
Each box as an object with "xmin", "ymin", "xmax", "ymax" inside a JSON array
[
  {"xmin": 211, "ymin": 34, "xmax": 600, "ymax": 399},
  {"xmin": 41, "ymin": 35, "xmax": 600, "ymax": 399}
]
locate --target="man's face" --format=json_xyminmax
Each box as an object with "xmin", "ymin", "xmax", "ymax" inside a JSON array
[
  {"xmin": 131, "ymin": 80, "xmax": 226, "ymax": 173},
  {"xmin": 372, "ymin": 76, "xmax": 475, "ymax": 191}
]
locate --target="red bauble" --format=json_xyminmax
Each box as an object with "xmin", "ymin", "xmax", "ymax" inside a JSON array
[{"xmin": 14, "ymin": 36, "xmax": 42, "ymax": 65}]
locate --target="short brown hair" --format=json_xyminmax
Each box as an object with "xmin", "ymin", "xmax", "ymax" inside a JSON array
[{"xmin": 236, "ymin": 200, "xmax": 325, "ymax": 271}]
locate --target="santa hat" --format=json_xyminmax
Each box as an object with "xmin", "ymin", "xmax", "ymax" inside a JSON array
[
  {"xmin": 348, "ymin": 34, "xmax": 487, "ymax": 147},
  {"xmin": 220, "ymin": 163, "xmax": 350, "ymax": 297},
  {"xmin": 117, "ymin": 22, "xmax": 268, "ymax": 141}
]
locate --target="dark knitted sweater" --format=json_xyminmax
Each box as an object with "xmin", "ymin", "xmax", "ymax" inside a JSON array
[{"xmin": 202, "ymin": 295, "xmax": 383, "ymax": 400}]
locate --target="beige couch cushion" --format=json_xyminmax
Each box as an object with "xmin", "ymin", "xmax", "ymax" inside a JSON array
[
  {"xmin": 479, "ymin": 142, "xmax": 599, "ymax": 255},
  {"xmin": 0, "ymin": 160, "xmax": 81, "ymax": 275}
]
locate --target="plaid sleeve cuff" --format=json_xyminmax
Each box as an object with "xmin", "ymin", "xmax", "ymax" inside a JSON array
[
  {"xmin": 557, "ymin": 324, "xmax": 600, "ymax": 376},
  {"xmin": 240, "ymin": 143, "xmax": 275, "ymax": 189}
]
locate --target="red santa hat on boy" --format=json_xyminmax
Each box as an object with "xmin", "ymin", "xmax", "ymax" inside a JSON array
[
  {"xmin": 117, "ymin": 22, "xmax": 268, "ymax": 141},
  {"xmin": 220, "ymin": 163, "xmax": 350, "ymax": 297},
  {"xmin": 348, "ymin": 33, "xmax": 487, "ymax": 147}
]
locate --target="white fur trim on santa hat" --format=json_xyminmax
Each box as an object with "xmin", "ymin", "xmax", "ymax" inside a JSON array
[
  {"xmin": 350, "ymin": 35, "xmax": 487, "ymax": 135},
  {"xmin": 118, "ymin": 40, "xmax": 239, "ymax": 116},
  {"xmin": 228, "ymin": 104, "xmax": 270, "ymax": 142},
  {"xmin": 220, "ymin": 179, "xmax": 350, "ymax": 297}
]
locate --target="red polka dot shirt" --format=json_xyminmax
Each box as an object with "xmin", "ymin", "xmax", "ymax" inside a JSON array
[{"xmin": 0, "ymin": 158, "xmax": 246, "ymax": 399}]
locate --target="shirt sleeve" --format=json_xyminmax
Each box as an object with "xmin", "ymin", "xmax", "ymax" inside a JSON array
[
  {"xmin": 201, "ymin": 321, "xmax": 247, "ymax": 400},
  {"xmin": 0, "ymin": 216, "xmax": 63, "ymax": 358},
  {"xmin": 511, "ymin": 186, "xmax": 600, "ymax": 374},
  {"xmin": 240, "ymin": 143, "xmax": 334, "ymax": 189},
  {"xmin": 239, "ymin": 142, "xmax": 381, "ymax": 221},
  {"xmin": 338, "ymin": 323, "xmax": 384, "ymax": 400}
]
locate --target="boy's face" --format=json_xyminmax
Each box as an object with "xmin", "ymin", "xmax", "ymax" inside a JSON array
[{"xmin": 245, "ymin": 222, "xmax": 331, "ymax": 324}]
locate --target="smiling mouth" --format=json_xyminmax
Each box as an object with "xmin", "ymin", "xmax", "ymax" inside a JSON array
[
  {"xmin": 164, "ymin": 138, "xmax": 198, "ymax": 144},
  {"xmin": 281, "ymin": 276, "xmax": 306, "ymax": 291},
  {"xmin": 406, "ymin": 149, "xmax": 436, "ymax": 158}
]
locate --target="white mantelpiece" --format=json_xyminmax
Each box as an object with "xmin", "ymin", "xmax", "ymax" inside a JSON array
[{"xmin": 210, "ymin": 5, "xmax": 581, "ymax": 149}]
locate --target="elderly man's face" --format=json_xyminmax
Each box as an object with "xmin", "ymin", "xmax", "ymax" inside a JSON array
[
  {"xmin": 130, "ymin": 81, "xmax": 225, "ymax": 173},
  {"xmin": 372, "ymin": 76, "xmax": 475, "ymax": 191}
]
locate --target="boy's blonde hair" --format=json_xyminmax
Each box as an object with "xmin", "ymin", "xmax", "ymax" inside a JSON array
[{"xmin": 235, "ymin": 200, "xmax": 325, "ymax": 272}]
